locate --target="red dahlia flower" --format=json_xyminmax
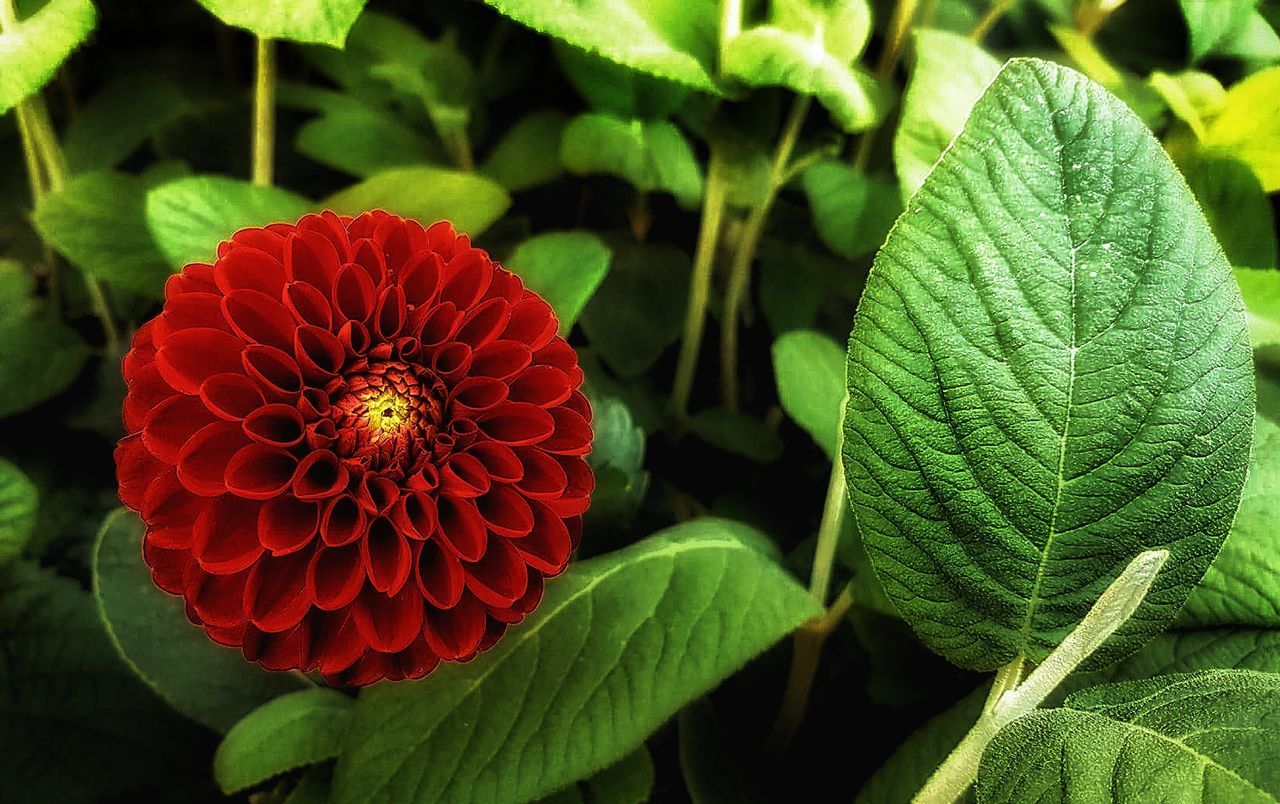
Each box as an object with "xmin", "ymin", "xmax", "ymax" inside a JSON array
[{"xmin": 115, "ymin": 211, "xmax": 593, "ymax": 685}]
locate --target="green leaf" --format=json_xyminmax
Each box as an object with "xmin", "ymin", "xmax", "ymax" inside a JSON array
[
  {"xmin": 771, "ymin": 0, "xmax": 872, "ymax": 63},
  {"xmin": 296, "ymin": 106, "xmax": 440, "ymax": 178},
  {"xmin": 801, "ymin": 160, "xmax": 901, "ymax": 260},
  {"xmin": 843, "ymin": 59, "xmax": 1255, "ymax": 671},
  {"xmin": 0, "ymin": 0, "xmax": 96, "ymax": 113},
  {"xmin": 1098, "ymin": 628, "xmax": 1280, "ymax": 683},
  {"xmin": 330, "ymin": 520, "xmax": 819, "ymax": 804},
  {"xmin": 505, "ymin": 231, "xmax": 613, "ymax": 332},
  {"xmin": 561, "ymin": 113, "xmax": 704, "ymax": 208},
  {"xmin": 539, "ymin": 747, "xmax": 654, "ymax": 804},
  {"xmin": 1204, "ymin": 66, "xmax": 1280, "ymax": 192},
  {"xmin": 894, "ymin": 29, "xmax": 1001, "ymax": 201},
  {"xmin": 1179, "ymin": 407, "xmax": 1280, "ymax": 628},
  {"xmin": 63, "ymin": 75, "xmax": 187, "ymax": 173},
  {"xmin": 0, "ymin": 561, "xmax": 206, "ymax": 804},
  {"xmin": 1148, "ymin": 69, "xmax": 1225, "ymax": 140},
  {"xmin": 1217, "ymin": 11, "xmax": 1280, "ymax": 63},
  {"xmin": 1182, "ymin": 154, "xmax": 1278, "ymax": 270},
  {"xmin": 1179, "ymin": 0, "xmax": 1260, "ymax": 62},
  {"xmin": 479, "ymin": 0, "xmax": 719, "ymax": 92},
  {"xmin": 721, "ymin": 26, "xmax": 888, "ymax": 133},
  {"xmin": 324, "ymin": 166, "xmax": 510, "ymax": 236},
  {"xmin": 1233, "ymin": 268, "xmax": 1280, "ymax": 349},
  {"xmin": 0, "ymin": 264, "xmax": 89, "ymax": 419},
  {"xmin": 686, "ymin": 409, "xmax": 785, "ymax": 463},
  {"xmin": 579, "ymin": 241, "xmax": 690, "ymax": 377},
  {"xmin": 583, "ymin": 394, "xmax": 649, "ymax": 532},
  {"xmin": 0, "ymin": 458, "xmax": 37, "ymax": 567},
  {"xmin": 555, "ymin": 43, "xmax": 690, "ymax": 119},
  {"xmin": 193, "ymin": 0, "xmax": 369, "ymax": 47},
  {"xmin": 33, "ymin": 171, "xmax": 172, "ymax": 295},
  {"xmin": 146, "ymin": 175, "xmax": 311, "ymax": 267},
  {"xmin": 772, "ymin": 329, "xmax": 845, "ymax": 457},
  {"xmin": 978, "ymin": 670, "xmax": 1280, "ymax": 802},
  {"xmin": 479, "ymin": 110, "xmax": 569, "ymax": 192},
  {"xmin": 93, "ymin": 509, "xmax": 308, "ymax": 733},
  {"xmin": 214, "ymin": 689, "xmax": 353, "ymax": 794}
]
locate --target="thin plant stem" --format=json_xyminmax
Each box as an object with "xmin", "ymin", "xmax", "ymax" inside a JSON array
[
  {"xmin": 853, "ymin": 0, "xmax": 920, "ymax": 169},
  {"xmin": 808, "ymin": 412, "xmax": 849, "ymax": 605},
  {"xmin": 252, "ymin": 36, "xmax": 276, "ymax": 187},
  {"xmin": 720, "ymin": 94, "xmax": 810, "ymax": 410},
  {"xmin": 913, "ymin": 549, "xmax": 1169, "ymax": 803},
  {"xmin": 671, "ymin": 148, "xmax": 730, "ymax": 420},
  {"xmin": 720, "ymin": 0, "xmax": 743, "ymax": 68},
  {"xmin": 970, "ymin": 0, "xmax": 1018, "ymax": 42}
]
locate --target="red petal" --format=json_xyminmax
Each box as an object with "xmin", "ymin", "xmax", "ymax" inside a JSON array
[
  {"xmin": 362, "ymin": 517, "xmax": 412, "ymax": 595},
  {"xmin": 392, "ymin": 491, "xmax": 438, "ymax": 540},
  {"xmin": 192, "ymin": 495, "xmax": 265, "ymax": 573},
  {"xmin": 423, "ymin": 593, "xmax": 486, "ymax": 660},
  {"xmin": 144, "ymin": 538, "xmax": 192, "ymax": 594},
  {"xmin": 547, "ymin": 456, "xmax": 594, "ymax": 517},
  {"xmin": 353, "ymin": 583, "xmax": 423, "ymax": 653},
  {"xmin": 448, "ymin": 376, "xmax": 508, "ymax": 414},
  {"xmin": 515, "ymin": 449, "xmax": 568, "ymax": 498},
  {"xmin": 244, "ymin": 550, "xmax": 313, "ymax": 632},
  {"xmin": 295, "ymin": 325, "xmax": 344, "ymax": 382},
  {"xmin": 476, "ymin": 485, "xmax": 534, "ymax": 538},
  {"xmin": 177, "ymin": 422, "xmax": 248, "ymax": 496},
  {"xmin": 465, "ymin": 535, "xmax": 528, "ymax": 608},
  {"xmin": 467, "ymin": 442, "xmax": 523, "ymax": 484},
  {"xmin": 242, "ymin": 404, "xmax": 305, "ymax": 447},
  {"xmin": 508, "ymin": 365, "xmax": 571, "ymax": 407},
  {"xmin": 333, "ymin": 263, "xmax": 376, "ymax": 323},
  {"xmin": 200, "ymin": 373, "xmax": 265, "ymax": 421},
  {"xmin": 292, "ymin": 450, "xmax": 349, "ymax": 500},
  {"xmin": 215, "ymin": 246, "xmax": 286, "ymax": 298},
  {"xmin": 349, "ymin": 238, "xmax": 387, "ymax": 287},
  {"xmin": 286, "ymin": 230, "xmax": 342, "ymax": 294},
  {"xmin": 415, "ymin": 538, "xmax": 464, "ymax": 608},
  {"xmin": 308, "ymin": 542, "xmax": 366, "ymax": 610},
  {"xmin": 123, "ymin": 362, "xmax": 177, "ymax": 432},
  {"xmin": 284, "ymin": 281, "xmax": 334, "ymax": 330},
  {"xmin": 431, "ymin": 342, "xmax": 472, "ymax": 382},
  {"xmin": 156, "ymin": 328, "xmax": 246, "ymax": 394},
  {"xmin": 470, "ymin": 339, "xmax": 532, "ymax": 380},
  {"xmin": 311, "ymin": 608, "xmax": 365, "ymax": 676},
  {"xmin": 439, "ymin": 249, "xmax": 492, "ymax": 309},
  {"xmin": 374, "ymin": 285, "xmax": 406, "ymax": 340},
  {"xmin": 397, "ymin": 251, "xmax": 442, "ymax": 307},
  {"xmin": 222, "ymin": 289, "xmax": 295, "ymax": 350},
  {"xmin": 116, "ymin": 434, "xmax": 165, "ymax": 510},
  {"xmin": 321, "ymin": 494, "xmax": 367, "ymax": 546},
  {"xmin": 514, "ymin": 501, "xmax": 573, "ymax": 574},
  {"xmin": 243, "ymin": 619, "xmax": 312, "ymax": 671},
  {"xmin": 439, "ymin": 453, "xmax": 491, "ymax": 498},
  {"xmin": 436, "ymin": 496, "xmax": 488, "ymax": 562},
  {"xmin": 456, "ymin": 297, "xmax": 510, "ymax": 349},
  {"xmin": 478, "ymin": 403, "xmax": 554, "ymax": 446},
  {"xmin": 157, "ymin": 292, "xmax": 229, "ymax": 338},
  {"xmin": 541, "ymin": 407, "xmax": 593, "ymax": 455},
  {"xmin": 188, "ymin": 566, "xmax": 250, "ymax": 628},
  {"xmin": 504, "ymin": 298, "xmax": 557, "ymax": 352},
  {"xmin": 417, "ymin": 302, "xmax": 460, "ymax": 347},
  {"xmin": 259, "ymin": 496, "xmax": 319, "ymax": 555},
  {"xmin": 243, "ymin": 344, "xmax": 303, "ymax": 398},
  {"xmin": 225, "ymin": 443, "xmax": 298, "ymax": 500}
]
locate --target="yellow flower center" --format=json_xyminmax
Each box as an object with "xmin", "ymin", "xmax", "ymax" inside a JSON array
[{"xmin": 364, "ymin": 386, "xmax": 413, "ymax": 437}]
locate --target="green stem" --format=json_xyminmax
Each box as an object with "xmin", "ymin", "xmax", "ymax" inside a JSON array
[
  {"xmin": 808, "ymin": 438, "xmax": 848, "ymax": 605},
  {"xmin": 853, "ymin": 0, "xmax": 919, "ymax": 169},
  {"xmin": 969, "ymin": 0, "xmax": 1018, "ymax": 42},
  {"xmin": 252, "ymin": 36, "xmax": 276, "ymax": 186},
  {"xmin": 720, "ymin": 94, "xmax": 810, "ymax": 411},
  {"xmin": 719, "ymin": 0, "xmax": 742, "ymax": 69},
  {"xmin": 671, "ymin": 148, "xmax": 729, "ymax": 421},
  {"xmin": 913, "ymin": 549, "xmax": 1170, "ymax": 803}
]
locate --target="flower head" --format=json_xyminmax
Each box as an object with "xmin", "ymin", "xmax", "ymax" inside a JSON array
[{"xmin": 116, "ymin": 211, "xmax": 592, "ymax": 685}]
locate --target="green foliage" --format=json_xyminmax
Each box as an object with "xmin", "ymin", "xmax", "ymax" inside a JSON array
[
  {"xmin": 1204, "ymin": 66, "xmax": 1280, "ymax": 192},
  {"xmin": 687, "ymin": 408, "xmax": 786, "ymax": 463},
  {"xmin": 555, "ymin": 44, "xmax": 690, "ymax": 119},
  {"xmin": 1234, "ymin": 268, "xmax": 1280, "ymax": 349},
  {"xmin": 63, "ymin": 75, "xmax": 187, "ymax": 173},
  {"xmin": 146, "ymin": 175, "xmax": 311, "ymax": 267},
  {"xmin": 214, "ymin": 689, "xmax": 353, "ymax": 794},
  {"xmin": 505, "ymin": 231, "xmax": 613, "ymax": 332},
  {"xmin": 0, "ymin": 0, "xmax": 95, "ymax": 113},
  {"xmin": 0, "ymin": 457, "xmax": 37, "ymax": 567},
  {"xmin": 579, "ymin": 242, "xmax": 690, "ymax": 377},
  {"xmin": 0, "ymin": 263, "xmax": 88, "ymax": 419},
  {"xmin": 843, "ymin": 59, "xmax": 1254, "ymax": 671},
  {"xmin": 295, "ymin": 105, "xmax": 439, "ymax": 177},
  {"xmin": 1179, "ymin": 0, "xmax": 1261, "ymax": 62},
  {"xmin": 325, "ymin": 167, "xmax": 510, "ymax": 235},
  {"xmin": 801, "ymin": 160, "xmax": 900, "ymax": 259},
  {"xmin": 583, "ymin": 395, "xmax": 649, "ymax": 531},
  {"xmin": 561, "ymin": 113, "xmax": 704, "ymax": 208},
  {"xmin": 772, "ymin": 329, "xmax": 844, "ymax": 457},
  {"xmin": 479, "ymin": 0, "xmax": 719, "ymax": 92},
  {"xmin": 93, "ymin": 510, "xmax": 308, "ymax": 733},
  {"xmin": 978, "ymin": 671, "xmax": 1280, "ymax": 802},
  {"xmin": 539, "ymin": 748, "xmax": 654, "ymax": 804},
  {"xmin": 330, "ymin": 521, "xmax": 818, "ymax": 804},
  {"xmin": 479, "ymin": 110, "xmax": 569, "ymax": 191},
  {"xmin": 193, "ymin": 0, "xmax": 369, "ymax": 47},
  {"xmin": 1182, "ymin": 153, "xmax": 1278, "ymax": 269}
]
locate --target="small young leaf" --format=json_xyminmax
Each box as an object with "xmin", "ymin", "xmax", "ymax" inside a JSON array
[
  {"xmin": 801, "ymin": 160, "xmax": 901, "ymax": 260},
  {"xmin": 479, "ymin": 0, "xmax": 719, "ymax": 92},
  {"xmin": 1148, "ymin": 69, "xmax": 1225, "ymax": 140},
  {"xmin": 844, "ymin": 59, "xmax": 1254, "ymax": 672},
  {"xmin": 1182, "ymin": 154, "xmax": 1278, "ymax": 269},
  {"xmin": 214, "ymin": 689, "xmax": 353, "ymax": 794},
  {"xmin": 686, "ymin": 409, "xmax": 785, "ymax": 464},
  {"xmin": 480, "ymin": 110, "xmax": 569, "ymax": 192},
  {"xmin": 324, "ymin": 166, "xmax": 510, "ymax": 236},
  {"xmin": 561, "ymin": 113, "xmax": 704, "ymax": 208},
  {"xmin": 1233, "ymin": 268, "xmax": 1280, "ymax": 349},
  {"xmin": 893, "ymin": 29, "xmax": 1001, "ymax": 200},
  {"xmin": 146, "ymin": 175, "xmax": 311, "ymax": 267},
  {"xmin": 93, "ymin": 510, "xmax": 308, "ymax": 733},
  {"xmin": 0, "ymin": 0, "xmax": 95, "ymax": 113},
  {"xmin": 193, "ymin": 0, "xmax": 369, "ymax": 47},
  {"xmin": 978, "ymin": 670, "xmax": 1280, "ymax": 802},
  {"xmin": 33, "ymin": 171, "xmax": 172, "ymax": 295},
  {"xmin": 555, "ymin": 43, "xmax": 689, "ymax": 119},
  {"xmin": 1204, "ymin": 66, "xmax": 1280, "ymax": 192},
  {"xmin": 0, "ymin": 458, "xmax": 37, "ymax": 567},
  {"xmin": 296, "ymin": 106, "xmax": 440, "ymax": 178},
  {"xmin": 330, "ymin": 520, "xmax": 819, "ymax": 804},
  {"xmin": 505, "ymin": 231, "xmax": 613, "ymax": 332},
  {"xmin": 772, "ymin": 329, "xmax": 844, "ymax": 457},
  {"xmin": 63, "ymin": 75, "xmax": 187, "ymax": 173},
  {"xmin": 583, "ymin": 394, "xmax": 649, "ymax": 531},
  {"xmin": 579, "ymin": 242, "xmax": 690, "ymax": 378},
  {"xmin": 1179, "ymin": 0, "xmax": 1260, "ymax": 62}
]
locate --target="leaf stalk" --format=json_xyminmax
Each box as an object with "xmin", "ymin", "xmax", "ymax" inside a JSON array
[{"xmin": 252, "ymin": 36, "xmax": 276, "ymax": 187}]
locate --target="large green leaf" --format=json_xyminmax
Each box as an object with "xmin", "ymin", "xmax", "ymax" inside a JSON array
[
  {"xmin": 504, "ymin": 231, "xmax": 613, "ymax": 333},
  {"xmin": 843, "ymin": 58, "xmax": 1254, "ymax": 671},
  {"xmin": 894, "ymin": 29, "xmax": 1001, "ymax": 201},
  {"xmin": 1179, "ymin": 404, "xmax": 1280, "ymax": 628},
  {"xmin": 93, "ymin": 509, "xmax": 308, "ymax": 733},
  {"xmin": 0, "ymin": 457, "xmax": 37, "ymax": 567},
  {"xmin": 324, "ymin": 166, "xmax": 510, "ymax": 236},
  {"xmin": 296, "ymin": 106, "xmax": 440, "ymax": 178},
  {"xmin": 330, "ymin": 520, "xmax": 818, "ymax": 804},
  {"xmin": 561, "ymin": 113, "xmax": 704, "ymax": 208},
  {"xmin": 64, "ymin": 75, "xmax": 187, "ymax": 173},
  {"xmin": 1204, "ymin": 66, "xmax": 1280, "ymax": 192},
  {"xmin": 772, "ymin": 329, "xmax": 845, "ymax": 457},
  {"xmin": 1182, "ymin": 153, "xmax": 1277, "ymax": 270},
  {"xmin": 193, "ymin": 0, "xmax": 369, "ymax": 47},
  {"xmin": 145, "ymin": 175, "xmax": 311, "ymax": 267},
  {"xmin": 214, "ymin": 689, "xmax": 352, "ymax": 794},
  {"xmin": 0, "ymin": 0, "xmax": 95, "ymax": 113},
  {"xmin": 479, "ymin": 0, "xmax": 719, "ymax": 92},
  {"xmin": 33, "ymin": 171, "xmax": 173, "ymax": 295},
  {"xmin": 0, "ymin": 561, "xmax": 207, "ymax": 804},
  {"xmin": 1234, "ymin": 268, "xmax": 1280, "ymax": 349},
  {"xmin": 978, "ymin": 670, "xmax": 1280, "ymax": 802},
  {"xmin": 1179, "ymin": 0, "xmax": 1260, "ymax": 62}
]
